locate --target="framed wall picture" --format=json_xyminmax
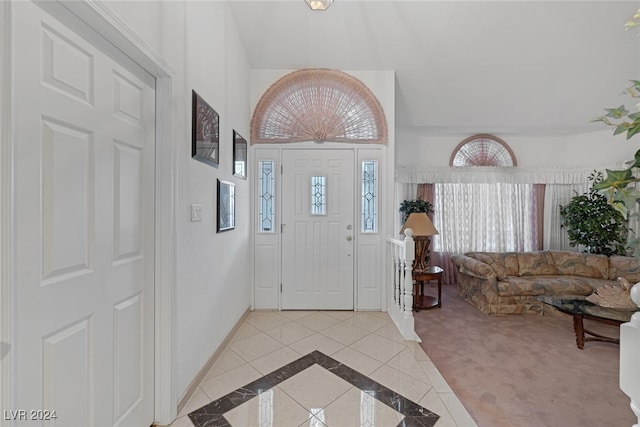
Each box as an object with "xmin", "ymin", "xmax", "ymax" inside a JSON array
[
  {"xmin": 233, "ymin": 130, "xmax": 247, "ymax": 179},
  {"xmin": 217, "ymin": 179, "xmax": 235, "ymax": 232},
  {"xmin": 192, "ymin": 90, "xmax": 219, "ymax": 167}
]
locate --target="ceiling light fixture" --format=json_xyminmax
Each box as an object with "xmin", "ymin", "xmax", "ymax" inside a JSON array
[{"xmin": 306, "ymin": 0, "xmax": 333, "ymax": 11}]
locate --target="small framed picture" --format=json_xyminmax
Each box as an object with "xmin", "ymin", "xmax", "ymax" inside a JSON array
[
  {"xmin": 217, "ymin": 179, "xmax": 235, "ymax": 232},
  {"xmin": 233, "ymin": 130, "xmax": 247, "ymax": 179},
  {"xmin": 192, "ymin": 90, "xmax": 219, "ymax": 167}
]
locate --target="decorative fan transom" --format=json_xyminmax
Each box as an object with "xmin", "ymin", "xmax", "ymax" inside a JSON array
[
  {"xmin": 251, "ymin": 69, "xmax": 387, "ymax": 144},
  {"xmin": 450, "ymin": 134, "xmax": 517, "ymax": 167}
]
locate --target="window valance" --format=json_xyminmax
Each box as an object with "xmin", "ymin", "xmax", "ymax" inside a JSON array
[{"xmin": 396, "ymin": 163, "xmax": 628, "ymax": 185}]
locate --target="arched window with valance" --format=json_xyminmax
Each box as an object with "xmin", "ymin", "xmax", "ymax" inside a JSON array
[{"xmin": 450, "ymin": 134, "xmax": 517, "ymax": 167}]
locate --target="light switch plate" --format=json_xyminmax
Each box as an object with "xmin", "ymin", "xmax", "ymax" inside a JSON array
[{"xmin": 191, "ymin": 204, "xmax": 203, "ymax": 222}]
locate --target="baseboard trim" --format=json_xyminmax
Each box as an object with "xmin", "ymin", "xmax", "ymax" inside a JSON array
[{"xmin": 176, "ymin": 306, "xmax": 251, "ymax": 416}]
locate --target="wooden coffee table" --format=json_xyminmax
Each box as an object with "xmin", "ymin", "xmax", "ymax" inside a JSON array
[
  {"xmin": 538, "ymin": 295, "xmax": 638, "ymax": 349},
  {"xmin": 412, "ymin": 266, "xmax": 443, "ymax": 311}
]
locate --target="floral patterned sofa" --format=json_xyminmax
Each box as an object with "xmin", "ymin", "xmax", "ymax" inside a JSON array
[{"xmin": 450, "ymin": 250, "xmax": 640, "ymax": 315}]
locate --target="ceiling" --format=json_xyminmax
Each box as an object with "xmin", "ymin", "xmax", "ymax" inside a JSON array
[{"xmin": 228, "ymin": 0, "xmax": 640, "ymax": 136}]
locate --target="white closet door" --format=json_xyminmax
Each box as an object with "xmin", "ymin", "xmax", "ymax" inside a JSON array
[{"xmin": 11, "ymin": 2, "xmax": 155, "ymax": 425}]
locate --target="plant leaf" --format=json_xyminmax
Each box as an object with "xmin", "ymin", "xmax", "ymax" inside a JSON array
[
  {"xmin": 612, "ymin": 187, "xmax": 640, "ymax": 208},
  {"xmin": 611, "ymin": 201, "xmax": 629, "ymax": 219},
  {"xmin": 605, "ymin": 105, "xmax": 629, "ymax": 118},
  {"xmin": 627, "ymin": 149, "xmax": 640, "ymax": 169},
  {"xmin": 592, "ymin": 168, "xmax": 635, "ymax": 190},
  {"xmin": 628, "ymin": 123, "xmax": 640, "ymax": 139},
  {"xmin": 614, "ymin": 123, "xmax": 630, "ymax": 135}
]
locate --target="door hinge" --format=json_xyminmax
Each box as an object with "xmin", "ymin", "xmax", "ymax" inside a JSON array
[
  {"xmin": 280, "ymin": 283, "xmax": 283, "ymax": 293},
  {"xmin": 281, "ymin": 224, "xmax": 284, "ymax": 233},
  {"xmin": 281, "ymin": 164, "xmax": 283, "ymax": 174}
]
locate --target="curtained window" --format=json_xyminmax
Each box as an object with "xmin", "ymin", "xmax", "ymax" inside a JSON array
[
  {"xmin": 419, "ymin": 182, "xmax": 541, "ymax": 284},
  {"xmin": 400, "ymin": 136, "xmax": 628, "ymax": 283},
  {"xmin": 431, "ymin": 183, "xmax": 539, "ymax": 254},
  {"xmin": 412, "ymin": 136, "xmax": 542, "ymax": 284}
]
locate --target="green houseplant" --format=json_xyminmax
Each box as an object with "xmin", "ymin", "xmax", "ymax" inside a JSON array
[
  {"xmin": 399, "ymin": 199, "xmax": 434, "ymax": 224},
  {"xmin": 560, "ymin": 172, "xmax": 628, "ymax": 256}
]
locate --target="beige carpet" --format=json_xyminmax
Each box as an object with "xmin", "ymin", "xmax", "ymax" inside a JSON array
[{"xmin": 414, "ymin": 284, "xmax": 636, "ymax": 427}]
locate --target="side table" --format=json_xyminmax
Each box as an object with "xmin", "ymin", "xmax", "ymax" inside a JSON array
[{"xmin": 412, "ymin": 266, "xmax": 443, "ymax": 311}]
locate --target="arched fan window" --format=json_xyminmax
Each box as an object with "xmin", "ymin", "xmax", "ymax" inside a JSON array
[
  {"xmin": 251, "ymin": 69, "xmax": 387, "ymax": 144},
  {"xmin": 450, "ymin": 134, "xmax": 517, "ymax": 167}
]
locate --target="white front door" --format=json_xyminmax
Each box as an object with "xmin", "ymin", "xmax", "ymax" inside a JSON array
[
  {"xmin": 11, "ymin": 2, "xmax": 155, "ymax": 425},
  {"xmin": 281, "ymin": 149, "xmax": 355, "ymax": 309}
]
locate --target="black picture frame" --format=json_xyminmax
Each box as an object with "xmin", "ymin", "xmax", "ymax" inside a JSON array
[
  {"xmin": 233, "ymin": 130, "xmax": 247, "ymax": 179},
  {"xmin": 217, "ymin": 179, "xmax": 235, "ymax": 232},
  {"xmin": 192, "ymin": 90, "xmax": 219, "ymax": 167}
]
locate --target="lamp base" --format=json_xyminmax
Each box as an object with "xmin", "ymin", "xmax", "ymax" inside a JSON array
[{"xmin": 413, "ymin": 236, "xmax": 431, "ymax": 272}]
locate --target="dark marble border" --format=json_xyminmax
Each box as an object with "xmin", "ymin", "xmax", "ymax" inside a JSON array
[{"xmin": 188, "ymin": 350, "xmax": 440, "ymax": 427}]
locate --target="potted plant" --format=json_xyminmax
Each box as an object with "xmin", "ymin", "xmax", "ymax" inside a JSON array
[
  {"xmin": 399, "ymin": 199, "xmax": 434, "ymax": 224},
  {"xmin": 560, "ymin": 172, "xmax": 628, "ymax": 256}
]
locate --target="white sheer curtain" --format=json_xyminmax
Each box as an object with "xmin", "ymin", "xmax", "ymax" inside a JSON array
[{"xmin": 431, "ymin": 183, "xmax": 538, "ymax": 254}]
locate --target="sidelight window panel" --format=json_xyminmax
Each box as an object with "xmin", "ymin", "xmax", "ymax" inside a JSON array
[
  {"xmin": 258, "ymin": 161, "xmax": 275, "ymax": 232},
  {"xmin": 361, "ymin": 161, "xmax": 377, "ymax": 233}
]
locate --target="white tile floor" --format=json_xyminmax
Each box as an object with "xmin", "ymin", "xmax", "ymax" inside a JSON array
[{"xmin": 170, "ymin": 310, "xmax": 477, "ymax": 427}]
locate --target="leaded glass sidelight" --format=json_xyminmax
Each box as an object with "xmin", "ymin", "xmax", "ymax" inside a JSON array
[
  {"xmin": 310, "ymin": 176, "xmax": 327, "ymax": 215},
  {"xmin": 361, "ymin": 161, "xmax": 378, "ymax": 232},
  {"xmin": 259, "ymin": 161, "xmax": 275, "ymax": 232}
]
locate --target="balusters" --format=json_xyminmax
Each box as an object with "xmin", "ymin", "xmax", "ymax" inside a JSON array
[
  {"xmin": 403, "ymin": 229, "xmax": 415, "ymax": 316},
  {"xmin": 386, "ymin": 230, "xmax": 420, "ymax": 342},
  {"xmin": 393, "ymin": 245, "xmax": 400, "ymax": 304}
]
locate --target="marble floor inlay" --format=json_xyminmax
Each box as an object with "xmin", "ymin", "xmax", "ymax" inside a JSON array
[
  {"xmin": 171, "ymin": 310, "xmax": 477, "ymax": 427},
  {"xmin": 188, "ymin": 350, "xmax": 440, "ymax": 427}
]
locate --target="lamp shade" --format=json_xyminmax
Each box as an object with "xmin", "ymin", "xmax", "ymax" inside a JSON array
[{"xmin": 400, "ymin": 212, "xmax": 438, "ymax": 236}]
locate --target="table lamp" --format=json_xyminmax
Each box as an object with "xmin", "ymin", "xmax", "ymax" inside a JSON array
[{"xmin": 400, "ymin": 212, "xmax": 438, "ymax": 271}]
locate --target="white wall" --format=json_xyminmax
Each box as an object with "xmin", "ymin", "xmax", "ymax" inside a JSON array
[
  {"xmin": 396, "ymin": 128, "xmax": 639, "ymax": 170},
  {"xmin": 103, "ymin": 1, "xmax": 252, "ymax": 402},
  {"xmin": 565, "ymin": 129, "xmax": 640, "ymax": 167}
]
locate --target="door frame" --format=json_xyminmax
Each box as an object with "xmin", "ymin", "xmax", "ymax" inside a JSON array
[
  {"xmin": 280, "ymin": 147, "xmax": 357, "ymax": 310},
  {"xmin": 252, "ymin": 141, "xmax": 389, "ymax": 311},
  {"xmin": 0, "ymin": 1, "xmax": 178, "ymax": 424}
]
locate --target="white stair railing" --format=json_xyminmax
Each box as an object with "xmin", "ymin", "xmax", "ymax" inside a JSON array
[
  {"xmin": 386, "ymin": 229, "xmax": 421, "ymax": 342},
  {"xmin": 621, "ymin": 283, "xmax": 640, "ymax": 427}
]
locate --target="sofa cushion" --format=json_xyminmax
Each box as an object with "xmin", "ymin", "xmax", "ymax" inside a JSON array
[
  {"xmin": 537, "ymin": 276, "xmax": 595, "ymax": 296},
  {"xmin": 452, "ymin": 254, "xmax": 496, "ymax": 280},
  {"xmin": 609, "ymin": 255, "xmax": 640, "ymax": 282},
  {"xmin": 500, "ymin": 275, "xmax": 595, "ymax": 297},
  {"xmin": 497, "ymin": 277, "xmax": 545, "ymax": 296},
  {"xmin": 551, "ymin": 251, "xmax": 609, "ymax": 279},
  {"xmin": 517, "ymin": 251, "xmax": 558, "ymax": 276},
  {"xmin": 466, "ymin": 252, "xmax": 518, "ymax": 280}
]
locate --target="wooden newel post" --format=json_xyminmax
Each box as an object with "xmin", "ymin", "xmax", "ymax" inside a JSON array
[
  {"xmin": 621, "ymin": 282, "xmax": 640, "ymax": 427},
  {"xmin": 403, "ymin": 228, "xmax": 415, "ymax": 316}
]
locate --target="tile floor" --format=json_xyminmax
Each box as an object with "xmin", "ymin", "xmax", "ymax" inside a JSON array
[{"xmin": 169, "ymin": 310, "xmax": 477, "ymax": 427}]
